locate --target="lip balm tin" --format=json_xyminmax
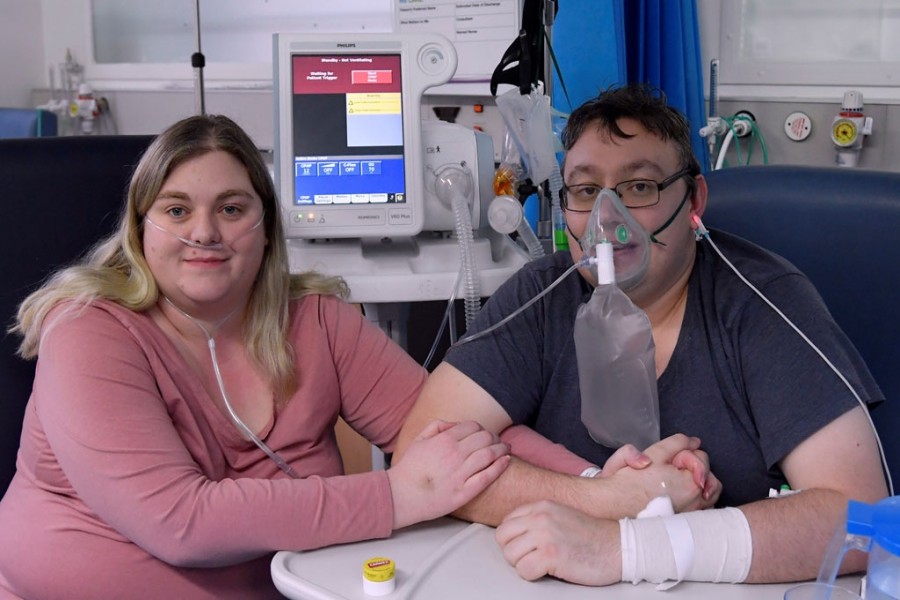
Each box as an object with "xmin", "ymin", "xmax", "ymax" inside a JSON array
[{"xmin": 362, "ymin": 556, "xmax": 395, "ymax": 596}]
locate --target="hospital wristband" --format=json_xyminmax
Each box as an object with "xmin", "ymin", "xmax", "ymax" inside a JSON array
[{"xmin": 579, "ymin": 466, "xmax": 602, "ymax": 478}]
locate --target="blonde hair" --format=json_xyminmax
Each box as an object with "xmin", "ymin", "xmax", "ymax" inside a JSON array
[{"xmin": 12, "ymin": 114, "xmax": 347, "ymax": 400}]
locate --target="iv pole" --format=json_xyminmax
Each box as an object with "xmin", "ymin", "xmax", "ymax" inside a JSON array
[{"xmin": 192, "ymin": 0, "xmax": 206, "ymax": 116}]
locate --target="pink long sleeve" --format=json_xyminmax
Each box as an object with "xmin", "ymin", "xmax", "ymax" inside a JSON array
[
  {"xmin": 501, "ymin": 424, "xmax": 596, "ymax": 475},
  {"xmin": 0, "ymin": 296, "xmax": 426, "ymax": 599}
]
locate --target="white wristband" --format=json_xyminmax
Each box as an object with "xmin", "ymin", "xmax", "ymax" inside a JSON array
[
  {"xmin": 579, "ymin": 466, "xmax": 602, "ymax": 478},
  {"xmin": 619, "ymin": 506, "xmax": 752, "ymax": 587}
]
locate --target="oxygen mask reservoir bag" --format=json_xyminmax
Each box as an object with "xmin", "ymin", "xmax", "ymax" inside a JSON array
[
  {"xmin": 580, "ymin": 189, "xmax": 650, "ymax": 291},
  {"xmin": 574, "ymin": 241, "xmax": 660, "ymax": 450}
]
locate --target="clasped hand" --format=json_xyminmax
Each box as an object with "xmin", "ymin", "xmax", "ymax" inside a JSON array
[
  {"xmin": 601, "ymin": 433, "xmax": 721, "ymax": 512},
  {"xmin": 387, "ymin": 419, "xmax": 510, "ymax": 530},
  {"xmin": 495, "ymin": 434, "xmax": 722, "ymax": 586}
]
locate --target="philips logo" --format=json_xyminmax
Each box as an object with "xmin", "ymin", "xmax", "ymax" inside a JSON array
[{"xmin": 336, "ymin": 43, "xmax": 356, "ymax": 48}]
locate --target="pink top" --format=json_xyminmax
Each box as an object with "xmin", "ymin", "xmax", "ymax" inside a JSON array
[{"xmin": 0, "ymin": 295, "xmax": 425, "ymax": 599}]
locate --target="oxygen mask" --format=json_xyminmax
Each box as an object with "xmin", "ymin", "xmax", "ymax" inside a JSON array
[{"xmin": 580, "ymin": 189, "xmax": 650, "ymax": 290}]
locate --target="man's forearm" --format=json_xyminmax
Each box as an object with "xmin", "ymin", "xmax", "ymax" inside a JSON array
[
  {"xmin": 454, "ymin": 457, "xmax": 647, "ymax": 526},
  {"xmin": 741, "ymin": 489, "xmax": 867, "ymax": 582}
]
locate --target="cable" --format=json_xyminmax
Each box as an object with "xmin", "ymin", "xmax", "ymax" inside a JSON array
[
  {"xmin": 422, "ymin": 268, "xmax": 462, "ymax": 371},
  {"xmin": 454, "ymin": 259, "xmax": 585, "ymax": 347},
  {"xmin": 694, "ymin": 217, "xmax": 893, "ymax": 495}
]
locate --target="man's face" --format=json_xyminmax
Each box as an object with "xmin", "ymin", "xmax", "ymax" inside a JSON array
[{"xmin": 563, "ymin": 118, "xmax": 705, "ymax": 308}]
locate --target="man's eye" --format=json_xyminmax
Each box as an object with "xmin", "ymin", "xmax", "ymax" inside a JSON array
[
  {"xmin": 627, "ymin": 181, "xmax": 654, "ymax": 196},
  {"xmin": 573, "ymin": 185, "xmax": 599, "ymax": 199}
]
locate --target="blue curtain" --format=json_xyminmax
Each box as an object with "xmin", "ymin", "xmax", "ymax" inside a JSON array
[
  {"xmin": 624, "ymin": 0, "xmax": 710, "ymax": 172},
  {"xmin": 550, "ymin": 0, "xmax": 626, "ymax": 115}
]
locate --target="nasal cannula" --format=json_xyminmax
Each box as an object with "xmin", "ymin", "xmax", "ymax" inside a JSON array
[
  {"xmin": 163, "ymin": 296, "xmax": 300, "ymax": 479},
  {"xmin": 148, "ymin": 212, "xmax": 299, "ymax": 478},
  {"xmin": 454, "ymin": 215, "xmax": 894, "ymax": 496}
]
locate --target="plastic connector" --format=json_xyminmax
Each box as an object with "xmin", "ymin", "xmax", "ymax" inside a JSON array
[
  {"xmin": 732, "ymin": 111, "xmax": 755, "ymax": 137},
  {"xmin": 732, "ymin": 119, "xmax": 752, "ymax": 137}
]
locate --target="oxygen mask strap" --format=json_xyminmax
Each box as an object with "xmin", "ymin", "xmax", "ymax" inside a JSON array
[{"xmin": 649, "ymin": 189, "xmax": 692, "ymax": 246}]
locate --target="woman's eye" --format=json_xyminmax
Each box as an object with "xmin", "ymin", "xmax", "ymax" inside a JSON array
[
  {"xmin": 166, "ymin": 207, "xmax": 186, "ymax": 218},
  {"xmin": 222, "ymin": 205, "xmax": 243, "ymax": 217}
]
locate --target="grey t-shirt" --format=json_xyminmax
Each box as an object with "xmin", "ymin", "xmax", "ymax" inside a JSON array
[{"xmin": 445, "ymin": 230, "xmax": 883, "ymax": 506}]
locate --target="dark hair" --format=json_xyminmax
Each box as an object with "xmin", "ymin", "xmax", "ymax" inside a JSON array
[{"xmin": 561, "ymin": 83, "xmax": 701, "ymax": 180}]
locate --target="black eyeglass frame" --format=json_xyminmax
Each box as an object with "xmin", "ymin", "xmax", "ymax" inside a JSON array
[{"xmin": 560, "ymin": 167, "xmax": 694, "ymax": 213}]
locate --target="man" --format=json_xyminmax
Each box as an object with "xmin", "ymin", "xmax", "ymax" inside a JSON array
[{"xmin": 395, "ymin": 83, "xmax": 888, "ymax": 586}]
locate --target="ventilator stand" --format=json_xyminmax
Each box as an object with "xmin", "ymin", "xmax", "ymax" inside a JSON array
[{"xmin": 192, "ymin": 0, "xmax": 206, "ymax": 116}]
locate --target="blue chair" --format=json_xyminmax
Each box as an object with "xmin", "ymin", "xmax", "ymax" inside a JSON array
[
  {"xmin": 704, "ymin": 165, "xmax": 900, "ymax": 488},
  {"xmin": 0, "ymin": 135, "xmax": 155, "ymax": 494},
  {"xmin": 0, "ymin": 108, "xmax": 58, "ymax": 138}
]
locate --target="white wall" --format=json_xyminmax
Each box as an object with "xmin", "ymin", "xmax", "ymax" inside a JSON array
[
  {"xmin": 0, "ymin": 1, "xmax": 45, "ymax": 107},
  {"xmin": 5, "ymin": 0, "xmax": 900, "ymax": 171}
]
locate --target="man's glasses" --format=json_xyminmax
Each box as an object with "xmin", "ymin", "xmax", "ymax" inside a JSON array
[{"xmin": 561, "ymin": 167, "xmax": 693, "ymax": 213}]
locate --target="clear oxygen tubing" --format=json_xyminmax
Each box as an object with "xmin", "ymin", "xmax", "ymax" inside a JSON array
[
  {"xmin": 455, "ymin": 256, "xmax": 588, "ymax": 347},
  {"xmin": 162, "ymin": 297, "xmax": 300, "ymax": 479},
  {"xmin": 147, "ymin": 214, "xmax": 299, "ymax": 476},
  {"xmin": 422, "ymin": 267, "xmax": 462, "ymax": 370},
  {"xmin": 145, "ymin": 214, "xmax": 264, "ymax": 250},
  {"xmin": 693, "ymin": 216, "xmax": 894, "ymax": 496}
]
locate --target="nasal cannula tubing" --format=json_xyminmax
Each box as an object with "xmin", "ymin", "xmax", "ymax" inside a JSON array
[
  {"xmin": 163, "ymin": 297, "xmax": 300, "ymax": 479},
  {"xmin": 455, "ymin": 218, "xmax": 894, "ymax": 496},
  {"xmin": 145, "ymin": 214, "xmax": 264, "ymax": 251}
]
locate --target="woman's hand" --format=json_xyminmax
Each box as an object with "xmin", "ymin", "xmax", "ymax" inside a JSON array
[{"xmin": 386, "ymin": 419, "xmax": 509, "ymax": 529}]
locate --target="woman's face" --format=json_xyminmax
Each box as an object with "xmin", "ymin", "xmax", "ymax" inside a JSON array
[{"xmin": 143, "ymin": 150, "xmax": 267, "ymax": 320}]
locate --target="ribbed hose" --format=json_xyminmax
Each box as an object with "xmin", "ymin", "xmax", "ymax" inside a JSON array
[
  {"xmin": 516, "ymin": 218, "xmax": 545, "ymax": 259},
  {"xmin": 451, "ymin": 191, "xmax": 481, "ymax": 331}
]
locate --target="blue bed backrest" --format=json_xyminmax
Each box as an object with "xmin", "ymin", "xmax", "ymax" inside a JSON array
[{"xmin": 704, "ymin": 165, "xmax": 900, "ymax": 488}]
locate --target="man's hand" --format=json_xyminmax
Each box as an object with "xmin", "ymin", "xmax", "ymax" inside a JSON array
[
  {"xmin": 598, "ymin": 434, "xmax": 722, "ymax": 510},
  {"xmin": 386, "ymin": 419, "xmax": 510, "ymax": 529},
  {"xmin": 495, "ymin": 500, "xmax": 621, "ymax": 586}
]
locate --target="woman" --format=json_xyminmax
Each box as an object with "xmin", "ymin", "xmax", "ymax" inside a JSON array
[{"xmin": 0, "ymin": 115, "xmax": 510, "ymax": 599}]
